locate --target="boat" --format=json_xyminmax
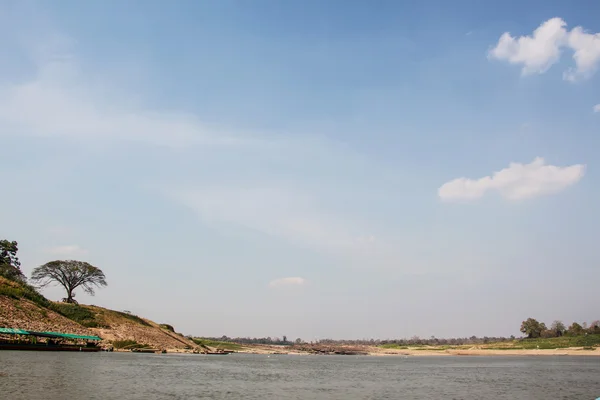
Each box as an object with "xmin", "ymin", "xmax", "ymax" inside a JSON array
[
  {"xmin": 203, "ymin": 350, "xmax": 233, "ymax": 356},
  {"xmin": 0, "ymin": 327, "xmax": 102, "ymax": 352},
  {"xmin": 131, "ymin": 348, "xmax": 163, "ymax": 354}
]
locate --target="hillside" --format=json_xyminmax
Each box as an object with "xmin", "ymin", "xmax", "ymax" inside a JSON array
[{"xmin": 0, "ymin": 277, "xmax": 199, "ymax": 351}]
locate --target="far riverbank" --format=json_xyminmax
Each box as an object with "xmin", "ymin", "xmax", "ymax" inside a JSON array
[{"xmin": 231, "ymin": 343, "xmax": 600, "ymax": 357}]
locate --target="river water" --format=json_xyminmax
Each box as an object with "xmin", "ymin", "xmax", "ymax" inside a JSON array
[{"xmin": 1, "ymin": 352, "xmax": 599, "ymax": 399}]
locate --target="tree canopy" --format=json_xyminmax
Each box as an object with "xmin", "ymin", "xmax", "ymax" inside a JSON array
[
  {"xmin": 550, "ymin": 320, "xmax": 566, "ymax": 337},
  {"xmin": 567, "ymin": 322, "xmax": 584, "ymax": 336},
  {"xmin": 520, "ymin": 318, "xmax": 547, "ymax": 339},
  {"xmin": 0, "ymin": 239, "xmax": 25, "ymax": 282},
  {"xmin": 31, "ymin": 260, "xmax": 107, "ymax": 303}
]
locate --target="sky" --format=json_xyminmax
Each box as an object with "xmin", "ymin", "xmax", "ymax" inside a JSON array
[{"xmin": 1, "ymin": 0, "xmax": 599, "ymax": 340}]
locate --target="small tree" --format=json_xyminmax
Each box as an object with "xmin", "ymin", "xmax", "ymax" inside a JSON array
[
  {"xmin": 567, "ymin": 322, "xmax": 584, "ymax": 336},
  {"xmin": 0, "ymin": 239, "xmax": 25, "ymax": 282},
  {"xmin": 588, "ymin": 321, "xmax": 600, "ymax": 335},
  {"xmin": 520, "ymin": 318, "xmax": 547, "ymax": 339},
  {"xmin": 550, "ymin": 320, "xmax": 566, "ymax": 337},
  {"xmin": 31, "ymin": 260, "xmax": 107, "ymax": 303}
]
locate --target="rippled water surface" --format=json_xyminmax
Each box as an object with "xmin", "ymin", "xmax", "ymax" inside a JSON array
[{"xmin": 1, "ymin": 352, "xmax": 599, "ymax": 399}]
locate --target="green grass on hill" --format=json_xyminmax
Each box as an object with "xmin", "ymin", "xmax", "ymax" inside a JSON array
[
  {"xmin": 47, "ymin": 303, "xmax": 108, "ymax": 328},
  {"xmin": 0, "ymin": 278, "xmax": 51, "ymax": 309},
  {"xmin": 192, "ymin": 338, "xmax": 243, "ymax": 351},
  {"xmin": 112, "ymin": 310, "xmax": 151, "ymax": 327},
  {"xmin": 160, "ymin": 324, "xmax": 175, "ymax": 332}
]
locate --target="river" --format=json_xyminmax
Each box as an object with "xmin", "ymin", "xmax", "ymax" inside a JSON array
[{"xmin": 0, "ymin": 352, "xmax": 599, "ymax": 399}]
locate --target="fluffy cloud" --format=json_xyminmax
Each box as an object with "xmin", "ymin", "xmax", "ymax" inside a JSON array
[
  {"xmin": 594, "ymin": 104, "xmax": 600, "ymax": 113},
  {"xmin": 268, "ymin": 277, "xmax": 306, "ymax": 288},
  {"xmin": 488, "ymin": 18, "xmax": 568, "ymax": 75},
  {"xmin": 489, "ymin": 18, "xmax": 600, "ymax": 81},
  {"xmin": 564, "ymin": 26, "xmax": 600, "ymax": 81},
  {"xmin": 46, "ymin": 245, "xmax": 88, "ymax": 257},
  {"xmin": 438, "ymin": 157, "xmax": 585, "ymax": 201}
]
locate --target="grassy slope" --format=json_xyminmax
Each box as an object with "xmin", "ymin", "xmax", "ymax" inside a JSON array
[{"xmin": 0, "ymin": 277, "xmax": 198, "ymax": 350}]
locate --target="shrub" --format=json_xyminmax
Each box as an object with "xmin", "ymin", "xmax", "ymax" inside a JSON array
[
  {"xmin": 48, "ymin": 303, "xmax": 107, "ymax": 328},
  {"xmin": 540, "ymin": 330, "xmax": 556, "ymax": 338},
  {"xmin": 113, "ymin": 311, "xmax": 151, "ymax": 326}
]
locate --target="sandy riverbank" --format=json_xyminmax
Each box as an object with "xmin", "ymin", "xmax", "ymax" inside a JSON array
[
  {"xmin": 372, "ymin": 347, "xmax": 600, "ymax": 356},
  {"xmin": 233, "ymin": 344, "xmax": 600, "ymax": 357}
]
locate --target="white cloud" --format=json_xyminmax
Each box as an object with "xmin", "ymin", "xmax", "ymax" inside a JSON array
[
  {"xmin": 489, "ymin": 18, "xmax": 600, "ymax": 81},
  {"xmin": 46, "ymin": 244, "xmax": 88, "ymax": 257},
  {"xmin": 0, "ymin": 57, "xmax": 242, "ymax": 148},
  {"xmin": 163, "ymin": 185, "xmax": 379, "ymax": 254},
  {"xmin": 159, "ymin": 184, "xmax": 442, "ymax": 272},
  {"xmin": 268, "ymin": 277, "xmax": 306, "ymax": 288},
  {"xmin": 438, "ymin": 157, "xmax": 585, "ymax": 202},
  {"xmin": 593, "ymin": 104, "xmax": 600, "ymax": 113},
  {"xmin": 488, "ymin": 18, "xmax": 568, "ymax": 75},
  {"xmin": 564, "ymin": 26, "xmax": 600, "ymax": 81}
]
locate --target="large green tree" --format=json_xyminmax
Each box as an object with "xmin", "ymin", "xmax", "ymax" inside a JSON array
[
  {"xmin": 0, "ymin": 239, "xmax": 25, "ymax": 282},
  {"xmin": 520, "ymin": 318, "xmax": 547, "ymax": 339},
  {"xmin": 31, "ymin": 260, "xmax": 107, "ymax": 303}
]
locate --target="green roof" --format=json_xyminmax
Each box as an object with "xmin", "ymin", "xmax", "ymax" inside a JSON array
[
  {"xmin": 0, "ymin": 328, "xmax": 101, "ymax": 341},
  {"xmin": 0, "ymin": 328, "xmax": 29, "ymax": 335},
  {"xmin": 40, "ymin": 331, "xmax": 102, "ymax": 341}
]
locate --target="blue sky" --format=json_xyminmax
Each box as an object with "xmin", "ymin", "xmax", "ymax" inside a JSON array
[{"xmin": 1, "ymin": 0, "xmax": 599, "ymax": 339}]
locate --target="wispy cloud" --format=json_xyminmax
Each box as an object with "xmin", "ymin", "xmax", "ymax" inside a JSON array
[
  {"xmin": 163, "ymin": 185, "xmax": 380, "ymax": 254},
  {"xmin": 438, "ymin": 157, "xmax": 585, "ymax": 201},
  {"xmin": 0, "ymin": 54, "xmax": 243, "ymax": 148},
  {"xmin": 594, "ymin": 104, "xmax": 600, "ymax": 113},
  {"xmin": 2, "ymin": 26, "xmax": 401, "ymax": 267},
  {"xmin": 46, "ymin": 244, "xmax": 88, "ymax": 257},
  {"xmin": 268, "ymin": 277, "xmax": 306, "ymax": 288},
  {"xmin": 489, "ymin": 17, "xmax": 600, "ymax": 81},
  {"xmin": 156, "ymin": 183, "xmax": 437, "ymax": 272}
]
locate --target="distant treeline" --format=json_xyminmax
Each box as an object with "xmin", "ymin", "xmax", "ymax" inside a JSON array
[
  {"xmin": 519, "ymin": 318, "xmax": 600, "ymax": 339},
  {"xmin": 201, "ymin": 318, "xmax": 600, "ymax": 346},
  {"xmin": 198, "ymin": 336, "xmax": 294, "ymax": 346},
  {"xmin": 196, "ymin": 335, "xmax": 513, "ymax": 346}
]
